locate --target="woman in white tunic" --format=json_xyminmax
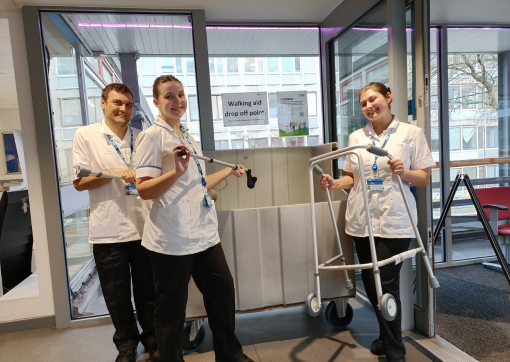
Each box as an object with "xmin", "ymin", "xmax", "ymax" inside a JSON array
[
  {"xmin": 134, "ymin": 75, "xmax": 254, "ymax": 362},
  {"xmin": 320, "ymin": 82, "xmax": 436, "ymax": 362}
]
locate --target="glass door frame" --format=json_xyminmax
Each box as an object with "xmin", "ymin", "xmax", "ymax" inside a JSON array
[
  {"xmin": 433, "ymin": 25, "xmax": 503, "ymax": 270},
  {"xmin": 410, "ymin": 0, "xmax": 436, "ymax": 337},
  {"xmin": 22, "ymin": 5, "xmax": 214, "ymax": 329},
  {"xmin": 320, "ymin": 0, "xmax": 437, "ymax": 337}
]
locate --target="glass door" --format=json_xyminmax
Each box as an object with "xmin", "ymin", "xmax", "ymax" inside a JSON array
[
  {"xmin": 329, "ymin": 0, "xmax": 388, "ymax": 297},
  {"xmin": 40, "ymin": 11, "xmax": 196, "ymax": 319},
  {"xmin": 407, "ymin": 0, "xmax": 437, "ymax": 337}
]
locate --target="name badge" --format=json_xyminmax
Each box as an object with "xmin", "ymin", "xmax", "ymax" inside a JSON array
[
  {"xmin": 125, "ymin": 184, "xmax": 139, "ymax": 196},
  {"xmin": 367, "ymin": 179, "xmax": 384, "ymax": 192},
  {"xmin": 204, "ymin": 194, "xmax": 213, "ymax": 208}
]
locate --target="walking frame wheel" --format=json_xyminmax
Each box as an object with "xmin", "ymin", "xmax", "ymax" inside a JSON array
[
  {"xmin": 380, "ymin": 293, "xmax": 397, "ymax": 321},
  {"xmin": 306, "ymin": 293, "xmax": 321, "ymax": 317}
]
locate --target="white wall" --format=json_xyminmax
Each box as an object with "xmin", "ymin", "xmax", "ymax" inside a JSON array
[
  {"xmin": 0, "ymin": 14, "xmax": 55, "ymax": 323},
  {"xmin": 0, "ymin": 108, "xmax": 21, "ymax": 133}
]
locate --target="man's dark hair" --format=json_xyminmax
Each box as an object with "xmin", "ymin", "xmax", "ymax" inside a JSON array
[{"xmin": 101, "ymin": 83, "xmax": 134, "ymax": 102}]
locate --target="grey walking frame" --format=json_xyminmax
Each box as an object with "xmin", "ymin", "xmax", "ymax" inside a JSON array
[{"xmin": 306, "ymin": 144, "xmax": 440, "ymax": 321}]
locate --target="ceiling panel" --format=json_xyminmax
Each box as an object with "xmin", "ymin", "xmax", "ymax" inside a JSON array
[
  {"xmin": 61, "ymin": 13, "xmax": 318, "ymax": 57},
  {"xmin": 448, "ymin": 29, "xmax": 510, "ymax": 53}
]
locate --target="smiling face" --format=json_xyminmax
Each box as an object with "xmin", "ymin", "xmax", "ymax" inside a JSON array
[
  {"xmin": 101, "ymin": 90, "xmax": 134, "ymax": 129},
  {"xmin": 359, "ymin": 89, "xmax": 392, "ymax": 122},
  {"xmin": 154, "ymin": 81, "xmax": 187, "ymax": 123}
]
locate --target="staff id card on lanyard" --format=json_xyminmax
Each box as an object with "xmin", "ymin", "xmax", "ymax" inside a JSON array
[
  {"xmin": 367, "ymin": 129, "xmax": 393, "ymax": 192},
  {"xmin": 106, "ymin": 128, "xmax": 138, "ymax": 196},
  {"xmin": 178, "ymin": 125, "xmax": 213, "ymax": 208}
]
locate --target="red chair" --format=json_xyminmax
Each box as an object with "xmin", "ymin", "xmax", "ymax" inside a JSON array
[{"xmin": 475, "ymin": 186, "xmax": 510, "ymax": 266}]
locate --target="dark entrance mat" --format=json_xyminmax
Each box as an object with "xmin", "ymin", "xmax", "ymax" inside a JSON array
[{"xmin": 436, "ymin": 264, "xmax": 510, "ymax": 362}]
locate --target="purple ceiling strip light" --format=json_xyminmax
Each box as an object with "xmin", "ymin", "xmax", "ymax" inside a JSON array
[{"xmin": 76, "ymin": 23, "xmax": 318, "ymax": 30}]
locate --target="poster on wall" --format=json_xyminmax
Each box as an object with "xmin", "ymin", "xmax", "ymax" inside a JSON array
[
  {"xmin": 221, "ymin": 92, "xmax": 269, "ymax": 127},
  {"xmin": 277, "ymin": 91, "xmax": 309, "ymax": 137}
]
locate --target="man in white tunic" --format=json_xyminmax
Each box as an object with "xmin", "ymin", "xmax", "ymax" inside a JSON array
[{"xmin": 73, "ymin": 83, "xmax": 156, "ymax": 362}]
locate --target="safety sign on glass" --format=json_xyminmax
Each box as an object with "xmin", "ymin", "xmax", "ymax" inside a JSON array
[{"xmin": 221, "ymin": 92, "xmax": 269, "ymax": 127}]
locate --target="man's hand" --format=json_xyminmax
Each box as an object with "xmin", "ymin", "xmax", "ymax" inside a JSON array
[{"xmin": 106, "ymin": 168, "xmax": 136, "ymax": 185}]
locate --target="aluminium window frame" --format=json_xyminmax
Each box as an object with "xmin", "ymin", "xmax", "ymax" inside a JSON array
[{"xmin": 22, "ymin": 5, "xmax": 214, "ymax": 329}]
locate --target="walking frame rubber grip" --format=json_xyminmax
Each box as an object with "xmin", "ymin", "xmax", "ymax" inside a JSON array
[
  {"xmin": 312, "ymin": 165, "xmax": 324, "ymax": 175},
  {"xmin": 367, "ymin": 145, "xmax": 389, "ymax": 157}
]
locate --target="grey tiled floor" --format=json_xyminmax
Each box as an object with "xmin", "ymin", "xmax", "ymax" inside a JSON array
[{"xmin": 0, "ymin": 299, "xmax": 432, "ymax": 362}]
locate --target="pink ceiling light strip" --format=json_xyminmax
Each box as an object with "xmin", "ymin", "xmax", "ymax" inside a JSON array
[{"xmin": 76, "ymin": 23, "xmax": 317, "ymax": 30}]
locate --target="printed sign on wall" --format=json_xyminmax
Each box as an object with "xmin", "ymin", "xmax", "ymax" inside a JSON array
[
  {"xmin": 221, "ymin": 92, "xmax": 269, "ymax": 127},
  {"xmin": 277, "ymin": 91, "xmax": 309, "ymax": 137}
]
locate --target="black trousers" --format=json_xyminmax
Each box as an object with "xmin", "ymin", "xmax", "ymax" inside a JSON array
[
  {"xmin": 148, "ymin": 243, "xmax": 243, "ymax": 362},
  {"xmin": 353, "ymin": 236, "xmax": 411, "ymax": 361},
  {"xmin": 93, "ymin": 240, "xmax": 156, "ymax": 351}
]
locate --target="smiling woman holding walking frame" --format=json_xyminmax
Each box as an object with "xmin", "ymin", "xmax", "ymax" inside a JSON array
[
  {"xmin": 134, "ymin": 75, "xmax": 254, "ymax": 362},
  {"xmin": 320, "ymin": 82, "xmax": 436, "ymax": 362}
]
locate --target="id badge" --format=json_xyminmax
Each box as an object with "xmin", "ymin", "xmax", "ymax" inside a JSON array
[
  {"xmin": 125, "ymin": 184, "xmax": 139, "ymax": 196},
  {"xmin": 367, "ymin": 179, "xmax": 384, "ymax": 192},
  {"xmin": 204, "ymin": 194, "xmax": 213, "ymax": 208}
]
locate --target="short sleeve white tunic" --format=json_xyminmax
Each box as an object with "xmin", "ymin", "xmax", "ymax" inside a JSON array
[
  {"xmin": 343, "ymin": 117, "xmax": 436, "ymax": 238},
  {"xmin": 134, "ymin": 116, "xmax": 220, "ymax": 255}
]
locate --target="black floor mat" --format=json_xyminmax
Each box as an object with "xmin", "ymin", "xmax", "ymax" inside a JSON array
[{"xmin": 436, "ymin": 264, "xmax": 510, "ymax": 362}]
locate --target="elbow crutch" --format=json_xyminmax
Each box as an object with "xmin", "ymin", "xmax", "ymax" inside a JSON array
[{"xmin": 176, "ymin": 147, "xmax": 257, "ymax": 189}]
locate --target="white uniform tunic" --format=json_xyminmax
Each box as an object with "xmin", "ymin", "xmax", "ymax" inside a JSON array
[
  {"xmin": 343, "ymin": 117, "xmax": 436, "ymax": 238},
  {"xmin": 134, "ymin": 116, "xmax": 220, "ymax": 255},
  {"xmin": 72, "ymin": 120, "xmax": 147, "ymax": 244}
]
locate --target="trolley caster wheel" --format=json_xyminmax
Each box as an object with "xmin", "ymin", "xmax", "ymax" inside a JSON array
[
  {"xmin": 181, "ymin": 321, "xmax": 206, "ymax": 355},
  {"xmin": 325, "ymin": 301, "xmax": 354, "ymax": 330},
  {"xmin": 306, "ymin": 293, "xmax": 321, "ymax": 317},
  {"xmin": 380, "ymin": 293, "xmax": 397, "ymax": 321}
]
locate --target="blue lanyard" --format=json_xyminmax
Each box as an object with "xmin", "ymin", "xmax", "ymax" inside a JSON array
[
  {"xmin": 370, "ymin": 129, "xmax": 392, "ymax": 172},
  {"xmin": 106, "ymin": 127, "xmax": 133, "ymax": 167},
  {"xmin": 178, "ymin": 125, "xmax": 207, "ymax": 190}
]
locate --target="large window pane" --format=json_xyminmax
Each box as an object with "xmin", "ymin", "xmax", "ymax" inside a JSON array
[
  {"xmin": 331, "ymin": 1, "xmax": 387, "ymax": 174},
  {"xmin": 43, "ymin": 13, "xmax": 196, "ymax": 320},
  {"xmin": 330, "ymin": 1, "xmax": 388, "ymax": 296},
  {"xmin": 207, "ymin": 27, "xmax": 322, "ymax": 150},
  {"xmin": 445, "ymin": 28, "xmax": 510, "ymax": 262}
]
